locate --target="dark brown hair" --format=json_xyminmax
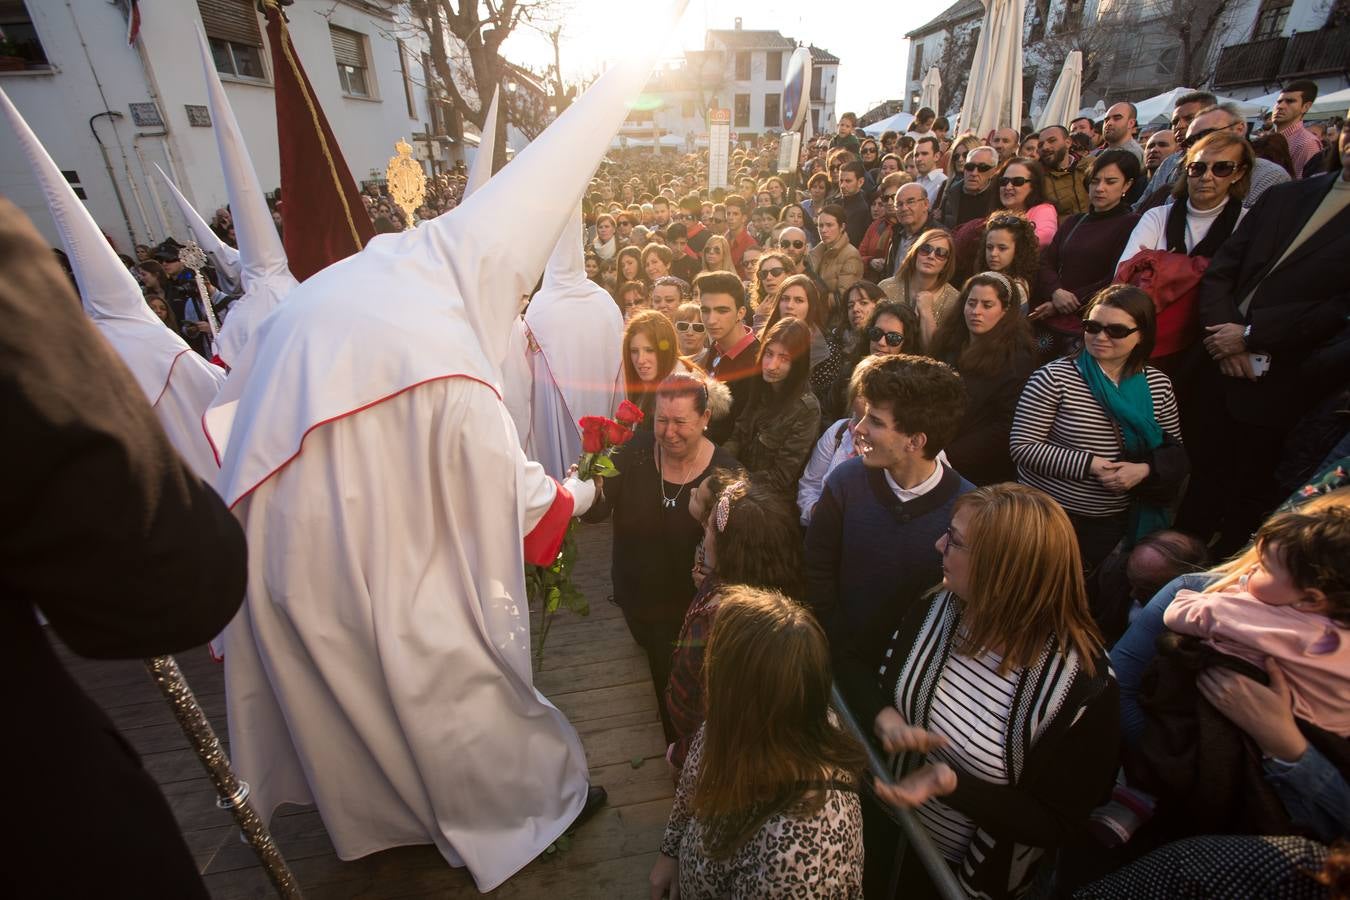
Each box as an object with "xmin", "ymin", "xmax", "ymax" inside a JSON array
[
  {"xmin": 930, "ymin": 272, "xmax": 1035, "ymax": 377},
  {"xmin": 1255, "ymin": 504, "xmax": 1350, "ymax": 627},
  {"xmin": 851, "ymin": 354, "xmax": 967, "ymax": 457},
  {"xmin": 1079, "ymin": 284, "xmax": 1157, "ymax": 378},
  {"xmin": 692, "ymin": 586, "xmax": 863, "ymax": 857}
]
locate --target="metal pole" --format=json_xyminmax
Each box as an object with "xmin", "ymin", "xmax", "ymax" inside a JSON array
[
  {"xmin": 830, "ymin": 684, "xmax": 967, "ymax": 900},
  {"xmin": 144, "ymin": 655, "xmax": 303, "ymax": 898},
  {"xmin": 179, "ymin": 242, "xmax": 220, "ymax": 354}
]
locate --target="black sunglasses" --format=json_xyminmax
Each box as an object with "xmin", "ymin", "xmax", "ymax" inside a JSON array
[
  {"xmin": 759, "ymin": 266, "xmax": 786, "ymax": 279},
  {"xmin": 867, "ymin": 326, "xmax": 904, "ymax": 347},
  {"xmin": 916, "ymin": 243, "xmax": 950, "ymax": 260},
  {"xmin": 1082, "ymin": 320, "xmax": 1140, "ymax": 339},
  {"xmin": 1185, "ymin": 160, "xmax": 1242, "ymax": 178},
  {"xmin": 998, "ymin": 176, "xmax": 1031, "ymax": 187},
  {"xmin": 675, "ymin": 320, "xmax": 707, "ymax": 333},
  {"xmin": 964, "ymin": 162, "xmax": 995, "ymax": 173},
  {"xmin": 779, "ymin": 239, "xmax": 805, "ymax": 250}
]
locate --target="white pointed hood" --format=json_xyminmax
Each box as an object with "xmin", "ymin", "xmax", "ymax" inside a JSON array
[
  {"xmin": 205, "ymin": 1, "xmax": 687, "ymax": 507},
  {"xmin": 463, "ymin": 88, "xmax": 499, "ymax": 198},
  {"xmin": 193, "ymin": 25, "xmax": 299, "ymax": 367},
  {"xmin": 154, "ymin": 163, "xmax": 242, "ymax": 294},
  {"xmin": 523, "ymin": 209, "xmax": 625, "ymax": 478},
  {"xmin": 1, "ymin": 86, "xmax": 226, "ymax": 480}
]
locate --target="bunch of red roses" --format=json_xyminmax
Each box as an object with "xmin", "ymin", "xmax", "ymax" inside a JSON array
[
  {"xmin": 526, "ymin": 399, "xmax": 645, "ymax": 667},
  {"xmin": 575, "ymin": 399, "xmax": 644, "ymax": 478}
]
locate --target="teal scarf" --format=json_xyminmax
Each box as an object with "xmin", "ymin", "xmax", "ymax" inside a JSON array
[{"xmin": 1075, "ymin": 353, "xmax": 1170, "ymax": 547}]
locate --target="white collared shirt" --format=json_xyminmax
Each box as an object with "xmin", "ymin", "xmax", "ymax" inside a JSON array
[
  {"xmin": 915, "ymin": 169, "xmax": 948, "ymax": 205},
  {"xmin": 883, "ymin": 459, "xmax": 944, "ymax": 501}
]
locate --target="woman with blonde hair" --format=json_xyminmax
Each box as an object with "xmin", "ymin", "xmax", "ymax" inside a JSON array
[
  {"xmin": 623, "ymin": 310, "xmax": 701, "ymax": 429},
  {"xmin": 700, "ymin": 234, "xmax": 736, "ymax": 277},
  {"xmin": 652, "ymin": 586, "xmax": 954, "ymax": 898},
  {"xmin": 838, "ymin": 482, "xmax": 1118, "ymax": 899},
  {"xmin": 879, "ymin": 228, "xmax": 960, "ymax": 349}
]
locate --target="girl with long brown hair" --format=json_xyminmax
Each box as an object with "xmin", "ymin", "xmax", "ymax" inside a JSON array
[
  {"xmin": 622, "ymin": 310, "xmax": 701, "ymax": 430},
  {"xmin": 929, "ymin": 272, "xmax": 1038, "ymax": 484},
  {"xmin": 758, "ymin": 274, "xmax": 848, "ymax": 417},
  {"xmin": 839, "ymin": 483, "xmax": 1118, "ymax": 899}
]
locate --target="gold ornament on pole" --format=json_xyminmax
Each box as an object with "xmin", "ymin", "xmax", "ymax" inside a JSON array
[
  {"xmin": 178, "ymin": 241, "xmax": 221, "ymax": 352},
  {"xmin": 386, "ymin": 137, "xmax": 427, "ymax": 230}
]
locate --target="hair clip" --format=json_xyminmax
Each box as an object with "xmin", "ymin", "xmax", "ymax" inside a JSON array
[{"xmin": 715, "ymin": 480, "xmax": 747, "ymax": 533}]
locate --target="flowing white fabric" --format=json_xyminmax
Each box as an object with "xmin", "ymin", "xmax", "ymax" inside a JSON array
[
  {"xmin": 958, "ymin": 0, "xmax": 1026, "ymax": 138},
  {"xmin": 502, "ymin": 314, "xmax": 534, "ymax": 445},
  {"xmin": 920, "ymin": 67, "xmax": 943, "ymax": 115},
  {"xmin": 464, "ymin": 88, "xmax": 500, "ymax": 198},
  {"xmin": 192, "ymin": 26, "xmax": 299, "ymax": 368},
  {"xmin": 155, "ymin": 164, "xmax": 242, "ymax": 295},
  {"xmin": 1036, "ymin": 51, "xmax": 1083, "ymax": 131},
  {"xmin": 153, "ymin": 350, "xmax": 228, "ymax": 482},
  {"xmin": 522, "ymin": 215, "xmax": 625, "ymax": 479},
  {"xmin": 224, "ymin": 378, "xmax": 587, "ymax": 891}
]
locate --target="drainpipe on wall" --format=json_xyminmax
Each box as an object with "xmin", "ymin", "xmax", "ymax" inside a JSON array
[{"xmin": 89, "ymin": 111, "xmax": 139, "ymax": 245}]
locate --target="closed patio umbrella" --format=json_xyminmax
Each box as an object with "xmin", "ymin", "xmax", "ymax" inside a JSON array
[
  {"xmin": 920, "ymin": 66, "xmax": 942, "ymax": 113},
  {"xmin": 958, "ymin": 0, "xmax": 1027, "ymax": 139},
  {"xmin": 1036, "ymin": 50, "xmax": 1082, "ymax": 131}
]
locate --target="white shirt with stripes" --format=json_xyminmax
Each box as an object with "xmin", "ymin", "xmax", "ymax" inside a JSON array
[
  {"xmin": 1009, "ymin": 356, "xmax": 1181, "ymax": 517},
  {"xmin": 911, "ymin": 645, "xmax": 1019, "ymax": 861}
]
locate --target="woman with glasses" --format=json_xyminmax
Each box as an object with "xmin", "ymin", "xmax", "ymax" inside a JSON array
[
  {"xmin": 930, "ymin": 273, "xmax": 1038, "ymax": 485},
  {"xmin": 673, "ymin": 301, "xmax": 710, "ymax": 360},
  {"xmin": 1011, "ymin": 285, "xmax": 1184, "ymax": 574},
  {"xmin": 952, "ymin": 159, "xmax": 1055, "ymax": 280},
  {"xmin": 623, "ymin": 310, "xmax": 703, "ymax": 429},
  {"xmin": 1116, "ymin": 132, "xmax": 1251, "ymax": 363},
  {"xmin": 807, "ymin": 205, "xmax": 864, "ymax": 313},
  {"xmin": 749, "ymin": 250, "xmax": 794, "ymax": 330},
  {"xmin": 759, "ymin": 274, "xmax": 848, "ymax": 420},
  {"xmin": 836, "ymin": 483, "xmax": 1116, "ymax": 899},
  {"xmin": 700, "ymin": 234, "xmax": 736, "ymax": 277},
  {"xmin": 723, "ymin": 318, "xmax": 822, "ymax": 497},
  {"xmin": 879, "ymin": 228, "xmax": 959, "ymax": 351},
  {"xmin": 820, "ymin": 299, "xmax": 921, "ymax": 442},
  {"xmin": 1031, "ymin": 150, "xmax": 1142, "ymax": 362},
  {"xmin": 614, "ymin": 280, "xmax": 649, "ymax": 321}
]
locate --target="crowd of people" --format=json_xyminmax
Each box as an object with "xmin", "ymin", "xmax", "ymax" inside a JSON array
[{"xmin": 93, "ymin": 78, "xmax": 1348, "ymax": 899}]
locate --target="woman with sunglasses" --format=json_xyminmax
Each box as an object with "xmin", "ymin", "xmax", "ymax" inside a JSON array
[
  {"xmin": 759, "ymin": 274, "xmax": 848, "ymax": 419},
  {"xmin": 1115, "ymin": 131, "xmax": 1252, "ymax": 363},
  {"xmin": 879, "ymin": 228, "xmax": 960, "ymax": 352},
  {"xmin": 836, "ymin": 483, "xmax": 1115, "ymax": 899},
  {"xmin": 952, "ymin": 158, "xmax": 1057, "ymax": 276},
  {"xmin": 673, "ymin": 301, "xmax": 709, "ymax": 360},
  {"xmin": 820, "ymin": 299, "xmax": 921, "ymax": 438},
  {"xmin": 807, "ymin": 205, "xmax": 864, "ymax": 314},
  {"xmin": 623, "ymin": 310, "xmax": 703, "ymax": 430},
  {"xmin": 723, "ymin": 317, "xmax": 822, "ymax": 497},
  {"xmin": 749, "ymin": 250, "xmax": 794, "ymax": 330},
  {"xmin": 1031, "ymin": 150, "xmax": 1142, "ymax": 361},
  {"xmin": 930, "ymin": 273, "xmax": 1037, "ymax": 485},
  {"xmin": 1011, "ymin": 285, "xmax": 1184, "ymax": 574},
  {"xmin": 700, "ymin": 234, "xmax": 736, "ymax": 277}
]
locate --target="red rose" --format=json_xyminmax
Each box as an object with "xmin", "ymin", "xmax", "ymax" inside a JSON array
[
  {"xmin": 581, "ymin": 428, "xmax": 605, "ymax": 454},
  {"xmin": 604, "ymin": 420, "xmax": 634, "ymax": 447},
  {"xmin": 615, "ymin": 399, "xmax": 644, "ymax": 428}
]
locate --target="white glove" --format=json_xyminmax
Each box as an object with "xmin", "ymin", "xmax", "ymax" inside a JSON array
[{"xmin": 563, "ymin": 476, "xmax": 596, "ymax": 518}]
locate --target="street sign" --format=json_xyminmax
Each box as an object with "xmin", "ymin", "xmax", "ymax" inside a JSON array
[
  {"xmin": 708, "ymin": 108, "xmax": 730, "ymax": 191},
  {"xmin": 782, "ymin": 47, "xmax": 813, "ymax": 133}
]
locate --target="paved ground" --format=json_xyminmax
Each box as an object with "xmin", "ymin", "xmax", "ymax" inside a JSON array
[{"xmin": 50, "ymin": 519, "xmax": 674, "ymax": 898}]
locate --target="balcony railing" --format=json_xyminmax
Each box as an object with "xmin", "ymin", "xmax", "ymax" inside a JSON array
[
  {"xmin": 1213, "ymin": 27, "xmax": 1348, "ymax": 88},
  {"xmin": 1281, "ymin": 28, "xmax": 1350, "ymax": 78},
  {"xmin": 1213, "ymin": 36, "xmax": 1287, "ymax": 87}
]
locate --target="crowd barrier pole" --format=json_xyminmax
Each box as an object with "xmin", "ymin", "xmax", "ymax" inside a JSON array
[{"xmin": 830, "ymin": 683, "xmax": 966, "ymax": 900}]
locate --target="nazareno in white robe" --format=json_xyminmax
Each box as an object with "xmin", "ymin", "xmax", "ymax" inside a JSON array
[{"xmin": 222, "ymin": 376, "xmax": 587, "ymax": 891}]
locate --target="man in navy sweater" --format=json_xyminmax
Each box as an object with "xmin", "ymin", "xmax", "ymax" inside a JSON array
[{"xmin": 805, "ymin": 354, "xmax": 974, "ymax": 671}]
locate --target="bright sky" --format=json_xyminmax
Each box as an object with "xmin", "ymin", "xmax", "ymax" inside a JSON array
[{"xmin": 501, "ymin": 0, "xmax": 956, "ymax": 115}]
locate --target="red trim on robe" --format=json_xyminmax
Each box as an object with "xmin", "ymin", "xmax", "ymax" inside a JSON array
[{"xmin": 523, "ymin": 479, "xmax": 574, "ymax": 566}]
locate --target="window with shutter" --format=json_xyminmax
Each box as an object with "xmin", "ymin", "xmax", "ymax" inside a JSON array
[
  {"xmin": 330, "ymin": 26, "xmax": 371, "ymax": 97},
  {"xmin": 198, "ymin": 0, "xmax": 264, "ymax": 80}
]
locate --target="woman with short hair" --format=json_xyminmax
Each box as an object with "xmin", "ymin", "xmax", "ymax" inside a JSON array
[
  {"xmin": 838, "ymin": 483, "xmax": 1117, "ymax": 899},
  {"xmin": 930, "ymin": 273, "xmax": 1037, "ymax": 485},
  {"xmin": 1011, "ymin": 285, "xmax": 1185, "ymax": 573},
  {"xmin": 673, "ymin": 301, "xmax": 708, "ymax": 360},
  {"xmin": 641, "ymin": 242, "xmax": 674, "ymax": 285},
  {"xmin": 592, "ymin": 213, "xmax": 618, "ymax": 260}
]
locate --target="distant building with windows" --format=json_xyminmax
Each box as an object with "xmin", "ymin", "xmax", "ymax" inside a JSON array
[
  {"xmin": 619, "ymin": 18, "xmax": 840, "ymax": 148},
  {"xmin": 0, "ymin": 0, "xmax": 461, "ymax": 251}
]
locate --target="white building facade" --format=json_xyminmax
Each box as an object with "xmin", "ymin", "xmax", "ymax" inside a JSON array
[{"xmin": 0, "ymin": 0, "xmax": 458, "ymax": 252}]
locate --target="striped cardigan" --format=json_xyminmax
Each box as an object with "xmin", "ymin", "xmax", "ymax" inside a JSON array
[
  {"xmin": 838, "ymin": 591, "xmax": 1119, "ymax": 899},
  {"xmin": 1009, "ymin": 357, "xmax": 1181, "ymax": 517}
]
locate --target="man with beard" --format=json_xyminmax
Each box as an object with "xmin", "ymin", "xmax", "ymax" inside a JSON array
[{"xmin": 1038, "ymin": 125, "xmax": 1094, "ymax": 217}]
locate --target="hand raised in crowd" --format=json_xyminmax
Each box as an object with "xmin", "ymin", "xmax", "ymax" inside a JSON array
[
  {"xmin": 1202, "ymin": 322, "xmax": 1247, "ymax": 360},
  {"xmin": 874, "ymin": 706, "xmax": 948, "ymax": 755},
  {"xmin": 1197, "ymin": 658, "xmax": 1308, "ymax": 762}
]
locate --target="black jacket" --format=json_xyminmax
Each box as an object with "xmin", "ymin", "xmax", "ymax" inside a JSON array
[
  {"xmin": 1, "ymin": 199, "xmax": 247, "ymax": 898},
  {"xmin": 1197, "ymin": 172, "xmax": 1350, "ymax": 426}
]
